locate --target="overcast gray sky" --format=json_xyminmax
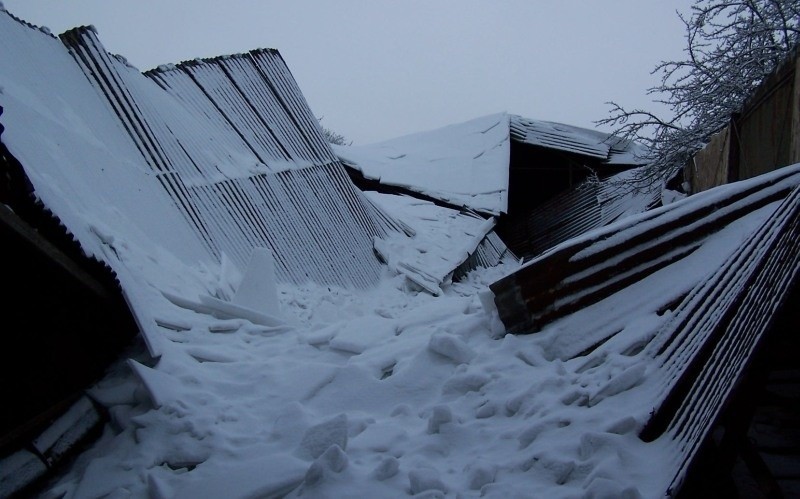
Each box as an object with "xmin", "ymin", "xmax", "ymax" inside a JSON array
[{"xmin": 3, "ymin": 1, "xmax": 695, "ymax": 144}]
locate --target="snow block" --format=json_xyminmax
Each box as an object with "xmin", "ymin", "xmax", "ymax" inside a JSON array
[
  {"xmin": 428, "ymin": 332, "xmax": 476, "ymax": 364},
  {"xmin": 372, "ymin": 457, "xmax": 400, "ymax": 481},
  {"xmin": 232, "ymin": 248, "xmax": 281, "ymax": 318},
  {"xmin": 296, "ymin": 414, "xmax": 348, "ymax": 460},
  {"xmin": 408, "ymin": 468, "xmax": 448, "ymax": 495},
  {"xmin": 172, "ymin": 455, "xmax": 307, "ymax": 499},
  {"xmin": 127, "ymin": 360, "xmax": 182, "ymax": 409},
  {"xmin": 427, "ymin": 405, "xmax": 453, "ymax": 434}
]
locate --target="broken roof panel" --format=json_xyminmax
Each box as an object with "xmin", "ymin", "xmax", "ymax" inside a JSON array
[
  {"xmin": 366, "ymin": 192, "xmax": 512, "ymax": 295},
  {"xmin": 484, "ymin": 163, "xmax": 800, "ymax": 495},
  {"xmin": 335, "ymin": 113, "xmax": 511, "ymax": 216},
  {"xmin": 509, "ymin": 115, "xmax": 648, "ymax": 164},
  {"xmin": 489, "ymin": 163, "xmax": 800, "ymax": 335},
  {"xmin": 336, "ymin": 113, "xmax": 648, "ymax": 216},
  {"xmin": 499, "ymin": 167, "xmax": 663, "ymax": 259},
  {"xmin": 2, "ymin": 14, "xmax": 399, "ymax": 289}
]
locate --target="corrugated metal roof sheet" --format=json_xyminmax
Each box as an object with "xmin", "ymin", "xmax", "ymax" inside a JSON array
[
  {"xmin": 55, "ymin": 26, "xmax": 398, "ymax": 288},
  {"xmin": 336, "ymin": 114, "xmax": 647, "ymax": 217},
  {"xmin": 487, "ymin": 162, "xmax": 800, "ymax": 494},
  {"xmin": 509, "ymin": 115, "xmax": 647, "ymax": 163},
  {"xmin": 366, "ymin": 192, "xmax": 512, "ymax": 295},
  {"xmin": 498, "ymin": 167, "xmax": 661, "ymax": 259},
  {"xmin": 490, "ymin": 163, "xmax": 800, "ymax": 334}
]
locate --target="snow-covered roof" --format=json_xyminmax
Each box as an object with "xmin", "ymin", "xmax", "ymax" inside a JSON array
[
  {"xmin": 8, "ymin": 163, "xmax": 793, "ymax": 499},
  {"xmin": 335, "ymin": 113, "xmax": 647, "ymax": 216},
  {"xmin": 509, "ymin": 115, "xmax": 647, "ymax": 164},
  {"xmin": 335, "ymin": 113, "xmax": 511, "ymax": 216},
  {"xmin": 5, "ymin": 6, "xmax": 793, "ymax": 498},
  {"xmin": 0, "ymin": 13, "xmax": 398, "ymax": 290}
]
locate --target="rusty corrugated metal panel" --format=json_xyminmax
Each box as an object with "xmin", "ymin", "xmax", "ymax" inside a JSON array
[
  {"xmin": 488, "ymin": 165, "xmax": 800, "ymax": 495},
  {"xmin": 59, "ymin": 26, "xmax": 396, "ymax": 288},
  {"xmin": 648, "ymin": 184, "xmax": 800, "ymax": 493},
  {"xmin": 490, "ymin": 164, "xmax": 800, "ymax": 334}
]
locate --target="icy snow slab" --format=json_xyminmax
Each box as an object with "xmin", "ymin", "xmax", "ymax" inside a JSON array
[
  {"xmin": 334, "ymin": 113, "xmax": 511, "ymax": 215},
  {"xmin": 162, "ymin": 291, "xmax": 292, "ymax": 331},
  {"xmin": 172, "ymin": 455, "xmax": 307, "ymax": 499},
  {"xmin": 232, "ymin": 247, "xmax": 282, "ymax": 318}
]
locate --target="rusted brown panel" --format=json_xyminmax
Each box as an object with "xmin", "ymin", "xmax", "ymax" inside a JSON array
[
  {"xmin": 689, "ymin": 125, "xmax": 731, "ymax": 193},
  {"xmin": 490, "ymin": 166, "xmax": 800, "ymax": 335}
]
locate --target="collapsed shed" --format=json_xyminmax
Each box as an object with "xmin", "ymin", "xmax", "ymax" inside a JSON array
[
  {"xmin": 335, "ymin": 112, "xmax": 657, "ymax": 261},
  {"xmin": 0, "ymin": 9, "xmax": 414, "ymax": 484}
]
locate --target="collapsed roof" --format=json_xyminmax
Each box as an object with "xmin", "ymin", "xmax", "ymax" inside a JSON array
[
  {"xmin": 1, "ymin": 13, "xmax": 402, "ymax": 291},
  {"xmin": 335, "ymin": 113, "xmax": 647, "ymax": 216},
  {"xmin": 485, "ymin": 163, "xmax": 800, "ymax": 494}
]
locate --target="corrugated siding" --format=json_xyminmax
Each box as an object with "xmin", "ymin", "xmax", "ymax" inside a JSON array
[
  {"xmin": 490, "ymin": 164, "xmax": 800, "ymax": 334},
  {"xmin": 499, "ymin": 171, "xmax": 661, "ymax": 259},
  {"xmin": 453, "ymin": 231, "xmax": 513, "ymax": 281},
  {"xmin": 60, "ymin": 26, "xmax": 395, "ymax": 288},
  {"xmin": 648, "ymin": 184, "xmax": 800, "ymax": 493},
  {"xmin": 510, "ymin": 116, "xmax": 611, "ymax": 160}
]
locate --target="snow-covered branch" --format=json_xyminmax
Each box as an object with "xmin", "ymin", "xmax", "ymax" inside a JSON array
[{"xmin": 599, "ymin": 0, "xmax": 800, "ymax": 185}]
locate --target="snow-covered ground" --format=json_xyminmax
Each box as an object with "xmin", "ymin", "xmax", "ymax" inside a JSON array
[{"xmin": 35, "ymin": 192, "xmax": 777, "ymax": 499}]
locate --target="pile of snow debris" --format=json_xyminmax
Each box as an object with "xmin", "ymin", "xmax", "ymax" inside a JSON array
[{"xmin": 39, "ymin": 185, "xmax": 781, "ymax": 498}]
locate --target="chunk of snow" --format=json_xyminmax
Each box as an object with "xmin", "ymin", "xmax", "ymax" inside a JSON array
[
  {"xmin": 428, "ymin": 332, "xmax": 476, "ymax": 364},
  {"xmin": 296, "ymin": 414, "xmax": 348, "ymax": 460},
  {"xmin": 408, "ymin": 468, "xmax": 448, "ymax": 495},
  {"xmin": 232, "ymin": 248, "xmax": 282, "ymax": 318},
  {"xmin": 426, "ymin": 405, "xmax": 453, "ymax": 434},
  {"xmin": 371, "ymin": 457, "xmax": 400, "ymax": 481}
]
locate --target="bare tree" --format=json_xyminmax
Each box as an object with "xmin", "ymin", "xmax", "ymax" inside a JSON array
[
  {"xmin": 598, "ymin": 0, "xmax": 800, "ymax": 186},
  {"xmin": 317, "ymin": 117, "xmax": 352, "ymax": 146}
]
